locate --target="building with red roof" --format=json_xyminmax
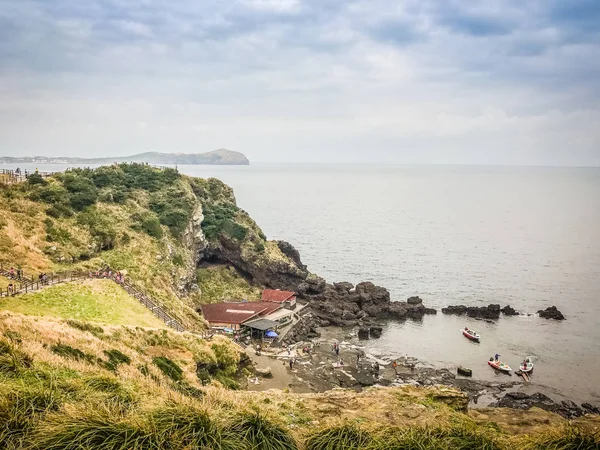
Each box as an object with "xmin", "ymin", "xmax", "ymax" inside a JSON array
[
  {"xmin": 200, "ymin": 301, "xmax": 282, "ymax": 330},
  {"xmin": 261, "ymin": 289, "xmax": 297, "ymax": 309}
]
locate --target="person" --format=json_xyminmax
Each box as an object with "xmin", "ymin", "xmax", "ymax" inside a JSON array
[
  {"xmin": 9, "ymin": 267, "xmax": 15, "ymax": 278},
  {"xmin": 392, "ymin": 360, "xmax": 398, "ymax": 375},
  {"xmin": 16, "ymin": 268, "xmax": 21, "ymax": 280},
  {"xmin": 494, "ymin": 353, "xmax": 500, "ymax": 362},
  {"xmin": 287, "ymin": 347, "xmax": 291, "ymax": 356},
  {"xmin": 465, "ymin": 327, "xmax": 468, "ymax": 331},
  {"xmin": 289, "ymin": 359, "xmax": 293, "ymax": 370},
  {"xmin": 356, "ymin": 353, "xmax": 360, "ymax": 366},
  {"xmin": 335, "ymin": 346, "xmax": 340, "ymax": 357},
  {"xmin": 8, "ymin": 283, "xmax": 14, "ymax": 294}
]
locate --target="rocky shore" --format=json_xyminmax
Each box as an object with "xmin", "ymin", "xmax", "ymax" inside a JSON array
[
  {"xmin": 247, "ymin": 327, "xmax": 598, "ymax": 419},
  {"xmin": 441, "ymin": 303, "xmax": 565, "ymax": 320}
]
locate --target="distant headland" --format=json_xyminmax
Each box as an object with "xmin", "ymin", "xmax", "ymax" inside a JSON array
[{"xmin": 0, "ymin": 148, "xmax": 249, "ymax": 166}]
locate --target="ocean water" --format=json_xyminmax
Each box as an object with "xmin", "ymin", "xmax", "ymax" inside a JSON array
[{"xmin": 10, "ymin": 162, "xmax": 600, "ymax": 403}]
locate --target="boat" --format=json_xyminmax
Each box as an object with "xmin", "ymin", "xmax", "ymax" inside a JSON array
[
  {"xmin": 462, "ymin": 328, "xmax": 480, "ymax": 342},
  {"xmin": 488, "ymin": 359, "xmax": 512, "ymax": 374},
  {"xmin": 520, "ymin": 356, "xmax": 534, "ymax": 373}
]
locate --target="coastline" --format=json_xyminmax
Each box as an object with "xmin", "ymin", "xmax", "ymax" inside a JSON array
[{"xmin": 243, "ymin": 320, "xmax": 600, "ymax": 419}]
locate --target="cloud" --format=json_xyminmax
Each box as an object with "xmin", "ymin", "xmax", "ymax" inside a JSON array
[{"xmin": 0, "ymin": 0, "xmax": 598, "ymax": 165}]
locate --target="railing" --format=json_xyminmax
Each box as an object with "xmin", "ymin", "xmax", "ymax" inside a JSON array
[
  {"xmin": 0, "ymin": 169, "xmax": 58, "ymax": 184},
  {"xmin": 0, "ymin": 263, "xmax": 206, "ymax": 336}
]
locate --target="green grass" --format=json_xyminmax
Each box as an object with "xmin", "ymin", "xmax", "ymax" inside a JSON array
[
  {"xmin": 197, "ymin": 265, "xmax": 261, "ymax": 304},
  {"xmin": 0, "ymin": 279, "xmax": 166, "ymax": 328}
]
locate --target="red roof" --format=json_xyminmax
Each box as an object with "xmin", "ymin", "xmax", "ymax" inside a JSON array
[
  {"xmin": 261, "ymin": 289, "xmax": 296, "ymax": 303},
  {"xmin": 200, "ymin": 302, "xmax": 282, "ymax": 324}
]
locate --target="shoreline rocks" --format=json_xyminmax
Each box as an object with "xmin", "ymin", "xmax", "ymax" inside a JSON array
[
  {"xmin": 304, "ymin": 282, "xmax": 437, "ymax": 326},
  {"xmin": 441, "ymin": 304, "xmax": 501, "ymax": 319},
  {"xmin": 537, "ymin": 306, "xmax": 566, "ymax": 320}
]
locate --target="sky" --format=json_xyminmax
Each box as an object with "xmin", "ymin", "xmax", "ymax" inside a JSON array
[{"xmin": 1, "ymin": 0, "xmax": 599, "ymax": 166}]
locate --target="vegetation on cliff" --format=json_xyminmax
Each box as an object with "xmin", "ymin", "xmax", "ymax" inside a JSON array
[{"xmin": 0, "ymin": 164, "xmax": 303, "ymax": 330}]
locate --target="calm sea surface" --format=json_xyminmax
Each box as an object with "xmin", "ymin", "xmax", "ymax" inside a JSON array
[{"xmin": 12, "ymin": 163, "xmax": 600, "ymax": 403}]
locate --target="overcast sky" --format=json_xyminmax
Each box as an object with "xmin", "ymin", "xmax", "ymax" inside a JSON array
[{"xmin": 1, "ymin": 0, "xmax": 599, "ymax": 165}]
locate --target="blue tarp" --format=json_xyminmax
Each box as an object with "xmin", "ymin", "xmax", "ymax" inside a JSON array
[{"xmin": 265, "ymin": 330, "xmax": 278, "ymax": 338}]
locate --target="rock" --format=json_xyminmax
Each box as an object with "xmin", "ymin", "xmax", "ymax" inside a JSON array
[
  {"xmin": 357, "ymin": 328, "xmax": 370, "ymax": 340},
  {"xmin": 255, "ymin": 367, "xmax": 273, "ymax": 378},
  {"xmin": 341, "ymin": 310, "xmax": 357, "ymax": 321},
  {"xmin": 457, "ymin": 366, "xmax": 472, "ymax": 377},
  {"xmin": 495, "ymin": 391, "xmax": 584, "ymax": 418},
  {"xmin": 407, "ymin": 296, "xmax": 423, "ymax": 305},
  {"xmin": 582, "ymin": 403, "xmax": 600, "ymax": 414},
  {"xmin": 443, "ymin": 304, "xmax": 501, "ymax": 319},
  {"xmin": 442, "ymin": 305, "xmax": 467, "ymax": 315},
  {"xmin": 369, "ymin": 326, "xmax": 383, "ymax": 338},
  {"xmin": 501, "ymin": 305, "xmax": 519, "ymax": 316},
  {"xmin": 537, "ymin": 306, "xmax": 566, "ymax": 320},
  {"xmin": 334, "ymin": 282, "xmax": 354, "ymax": 293},
  {"xmin": 356, "ymin": 310, "xmax": 367, "ymax": 320},
  {"xmin": 355, "ymin": 361, "xmax": 380, "ymax": 386},
  {"xmin": 275, "ymin": 240, "xmax": 307, "ymax": 270}
]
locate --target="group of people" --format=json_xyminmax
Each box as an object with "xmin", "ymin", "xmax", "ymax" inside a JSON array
[
  {"xmin": 7, "ymin": 267, "xmax": 22, "ymax": 280},
  {"xmin": 90, "ymin": 270, "xmax": 125, "ymax": 283}
]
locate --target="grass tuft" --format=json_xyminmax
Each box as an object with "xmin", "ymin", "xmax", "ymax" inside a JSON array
[
  {"xmin": 305, "ymin": 422, "xmax": 374, "ymax": 450},
  {"xmin": 152, "ymin": 356, "xmax": 183, "ymax": 382},
  {"xmin": 225, "ymin": 411, "xmax": 299, "ymax": 450},
  {"xmin": 523, "ymin": 424, "xmax": 600, "ymax": 450}
]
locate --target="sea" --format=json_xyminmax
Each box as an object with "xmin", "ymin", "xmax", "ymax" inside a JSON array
[{"xmin": 9, "ymin": 162, "xmax": 600, "ymax": 404}]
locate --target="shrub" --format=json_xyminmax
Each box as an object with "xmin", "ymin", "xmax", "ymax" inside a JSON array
[
  {"xmin": 152, "ymin": 356, "xmax": 183, "ymax": 382},
  {"xmin": 77, "ymin": 207, "xmax": 117, "ymax": 250},
  {"xmin": 46, "ymin": 203, "xmax": 74, "ymax": 218},
  {"xmin": 91, "ymin": 166, "xmax": 127, "ymax": 189},
  {"xmin": 26, "ymin": 173, "xmax": 46, "ymax": 185},
  {"xmin": 141, "ymin": 215, "xmax": 163, "ymax": 239},
  {"xmin": 38, "ymin": 183, "xmax": 69, "ymax": 204},
  {"xmin": 201, "ymin": 203, "xmax": 240, "ymax": 240},
  {"xmin": 62, "ymin": 174, "xmax": 98, "ymax": 211},
  {"xmin": 254, "ymin": 241, "xmax": 265, "ymax": 253}
]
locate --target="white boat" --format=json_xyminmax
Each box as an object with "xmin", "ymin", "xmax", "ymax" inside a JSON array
[
  {"xmin": 462, "ymin": 328, "xmax": 480, "ymax": 342},
  {"xmin": 520, "ymin": 356, "xmax": 534, "ymax": 373}
]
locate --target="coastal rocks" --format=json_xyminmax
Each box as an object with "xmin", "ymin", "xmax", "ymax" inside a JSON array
[
  {"xmin": 442, "ymin": 304, "xmax": 501, "ymax": 319},
  {"xmin": 357, "ymin": 326, "xmax": 383, "ymax": 340},
  {"xmin": 281, "ymin": 313, "xmax": 321, "ymax": 345},
  {"xmin": 333, "ymin": 281, "xmax": 354, "ymax": 293},
  {"xmin": 501, "ymin": 305, "xmax": 519, "ymax": 316},
  {"xmin": 537, "ymin": 306, "xmax": 566, "ymax": 320},
  {"xmin": 494, "ymin": 392, "xmax": 588, "ymax": 418}
]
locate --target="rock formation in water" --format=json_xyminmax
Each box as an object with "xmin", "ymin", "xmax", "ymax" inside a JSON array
[
  {"xmin": 537, "ymin": 306, "xmax": 566, "ymax": 320},
  {"xmin": 441, "ymin": 304, "xmax": 502, "ymax": 319}
]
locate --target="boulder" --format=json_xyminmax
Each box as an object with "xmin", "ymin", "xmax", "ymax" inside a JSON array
[
  {"xmin": 369, "ymin": 326, "xmax": 383, "ymax": 338},
  {"xmin": 537, "ymin": 306, "xmax": 565, "ymax": 320},
  {"xmin": 444, "ymin": 304, "xmax": 501, "ymax": 319},
  {"xmin": 357, "ymin": 327, "xmax": 370, "ymax": 340},
  {"xmin": 255, "ymin": 367, "xmax": 273, "ymax": 378},
  {"xmin": 355, "ymin": 361, "xmax": 380, "ymax": 386},
  {"xmin": 457, "ymin": 366, "xmax": 472, "ymax": 377},
  {"xmin": 501, "ymin": 305, "xmax": 519, "ymax": 316},
  {"xmin": 334, "ymin": 281, "xmax": 354, "ymax": 293},
  {"xmin": 341, "ymin": 310, "xmax": 357, "ymax": 321},
  {"xmin": 407, "ymin": 296, "xmax": 423, "ymax": 305},
  {"xmin": 275, "ymin": 240, "xmax": 306, "ymax": 270}
]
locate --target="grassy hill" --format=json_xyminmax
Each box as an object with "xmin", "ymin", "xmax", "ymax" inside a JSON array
[{"xmin": 1, "ymin": 311, "xmax": 598, "ymax": 449}]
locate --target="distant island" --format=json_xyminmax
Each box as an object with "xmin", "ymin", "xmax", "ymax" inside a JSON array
[{"xmin": 0, "ymin": 148, "xmax": 249, "ymax": 166}]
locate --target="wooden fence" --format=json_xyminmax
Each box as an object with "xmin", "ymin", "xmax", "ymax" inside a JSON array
[
  {"xmin": 0, "ymin": 169, "xmax": 58, "ymax": 184},
  {"xmin": 0, "ymin": 263, "xmax": 212, "ymax": 337}
]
